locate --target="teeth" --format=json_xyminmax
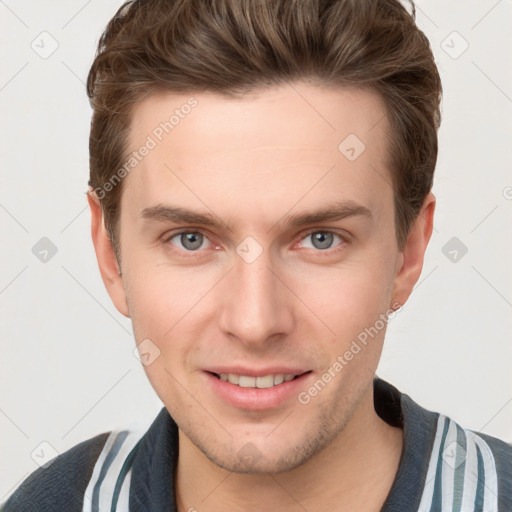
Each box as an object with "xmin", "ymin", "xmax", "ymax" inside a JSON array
[
  {"xmin": 239, "ymin": 376, "xmax": 256, "ymax": 388},
  {"xmin": 273, "ymin": 374, "xmax": 285, "ymax": 385},
  {"xmin": 218, "ymin": 373, "xmax": 298, "ymax": 388},
  {"xmin": 227, "ymin": 374, "xmax": 239, "ymax": 385},
  {"xmin": 256, "ymin": 375, "xmax": 274, "ymax": 388}
]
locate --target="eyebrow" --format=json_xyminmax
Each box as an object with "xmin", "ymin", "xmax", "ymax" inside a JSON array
[
  {"xmin": 140, "ymin": 205, "xmax": 218, "ymax": 226},
  {"xmin": 139, "ymin": 200, "xmax": 372, "ymax": 229},
  {"xmin": 283, "ymin": 201, "xmax": 372, "ymax": 227}
]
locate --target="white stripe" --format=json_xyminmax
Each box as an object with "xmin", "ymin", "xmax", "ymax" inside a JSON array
[
  {"xmin": 472, "ymin": 433, "xmax": 499, "ymax": 512},
  {"xmin": 97, "ymin": 430, "xmax": 144, "ymax": 512},
  {"xmin": 441, "ymin": 419, "xmax": 458, "ymax": 511},
  {"xmin": 82, "ymin": 430, "xmax": 122, "ymax": 512},
  {"xmin": 417, "ymin": 415, "xmax": 447, "ymax": 512},
  {"xmin": 81, "ymin": 427, "xmax": 147, "ymax": 512},
  {"xmin": 80, "ymin": 412, "xmax": 160, "ymax": 512},
  {"xmin": 115, "ymin": 467, "xmax": 132, "ymax": 511},
  {"xmin": 416, "ymin": 417, "xmax": 501, "ymax": 511}
]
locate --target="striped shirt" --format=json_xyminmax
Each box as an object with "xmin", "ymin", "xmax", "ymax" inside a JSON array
[{"xmin": 2, "ymin": 378, "xmax": 511, "ymax": 511}]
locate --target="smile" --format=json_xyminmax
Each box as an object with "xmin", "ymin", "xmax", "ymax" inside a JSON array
[
  {"xmin": 205, "ymin": 369, "xmax": 313, "ymax": 410},
  {"xmin": 213, "ymin": 373, "xmax": 299, "ymax": 388}
]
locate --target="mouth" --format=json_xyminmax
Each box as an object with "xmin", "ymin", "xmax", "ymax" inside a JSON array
[
  {"xmin": 208, "ymin": 371, "xmax": 310, "ymax": 389},
  {"xmin": 203, "ymin": 366, "xmax": 314, "ymax": 410}
]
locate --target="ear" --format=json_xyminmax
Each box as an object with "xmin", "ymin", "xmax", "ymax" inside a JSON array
[
  {"xmin": 87, "ymin": 189, "xmax": 130, "ymax": 318},
  {"xmin": 391, "ymin": 192, "xmax": 436, "ymax": 308}
]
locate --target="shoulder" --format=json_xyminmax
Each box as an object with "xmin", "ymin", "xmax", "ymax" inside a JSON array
[
  {"xmin": 376, "ymin": 378, "xmax": 512, "ymax": 511},
  {"xmin": 1, "ymin": 431, "xmax": 111, "ymax": 512},
  {"xmin": 471, "ymin": 428, "xmax": 512, "ymax": 510},
  {"xmin": 420, "ymin": 413, "xmax": 512, "ymax": 511},
  {"xmin": 1, "ymin": 408, "xmax": 173, "ymax": 512},
  {"xmin": 1, "ymin": 423, "xmax": 152, "ymax": 512}
]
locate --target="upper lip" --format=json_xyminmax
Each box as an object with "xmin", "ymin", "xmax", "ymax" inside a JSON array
[{"xmin": 204, "ymin": 367, "xmax": 311, "ymax": 377}]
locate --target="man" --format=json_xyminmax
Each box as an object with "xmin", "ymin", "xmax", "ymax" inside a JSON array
[{"xmin": 3, "ymin": 0, "xmax": 511, "ymax": 511}]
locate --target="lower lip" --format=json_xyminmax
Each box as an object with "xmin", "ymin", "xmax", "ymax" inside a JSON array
[{"xmin": 204, "ymin": 372, "xmax": 312, "ymax": 411}]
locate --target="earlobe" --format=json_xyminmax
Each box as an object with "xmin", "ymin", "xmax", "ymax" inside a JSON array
[
  {"xmin": 391, "ymin": 192, "xmax": 436, "ymax": 308},
  {"xmin": 87, "ymin": 189, "xmax": 131, "ymax": 318}
]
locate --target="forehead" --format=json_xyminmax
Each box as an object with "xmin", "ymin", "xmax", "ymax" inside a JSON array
[{"xmin": 122, "ymin": 83, "xmax": 393, "ymax": 227}]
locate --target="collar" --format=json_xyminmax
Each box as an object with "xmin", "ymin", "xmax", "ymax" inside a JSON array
[{"xmin": 128, "ymin": 377, "xmax": 439, "ymax": 512}]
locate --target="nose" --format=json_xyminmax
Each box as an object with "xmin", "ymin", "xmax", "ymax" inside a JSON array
[{"xmin": 217, "ymin": 248, "xmax": 295, "ymax": 349}]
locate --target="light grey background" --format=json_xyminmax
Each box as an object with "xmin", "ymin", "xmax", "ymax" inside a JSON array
[{"xmin": 1, "ymin": 0, "xmax": 511, "ymax": 500}]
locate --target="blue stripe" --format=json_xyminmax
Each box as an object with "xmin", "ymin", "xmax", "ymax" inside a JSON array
[
  {"xmin": 473, "ymin": 444, "xmax": 485, "ymax": 512},
  {"xmin": 92, "ymin": 431, "xmax": 129, "ymax": 512}
]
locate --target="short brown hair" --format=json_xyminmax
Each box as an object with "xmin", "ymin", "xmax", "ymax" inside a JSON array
[{"xmin": 87, "ymin": 0, "xmax": 442, "ymax": 256}]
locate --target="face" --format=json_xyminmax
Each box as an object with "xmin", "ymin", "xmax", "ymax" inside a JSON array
[{"xmin": 91, "ymin": 82, "xmax": 432, "ymax": 474}]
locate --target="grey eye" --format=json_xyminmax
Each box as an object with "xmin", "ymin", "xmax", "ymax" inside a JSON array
[
  {"xmin": 309, "ymin": 232, "xmax": 334, "ymax": 250},
  {"xmin": 300, "ymin": 231, "xmax": 343, "ymax": 251},
  {"xmin": 173, "ymin": 232, "xmax": 206, "ymax": 251}
]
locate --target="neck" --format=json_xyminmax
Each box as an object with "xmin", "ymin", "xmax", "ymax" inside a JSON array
[{"xmin": 175, "ymin": 384, "xmax": 403, "ymax": 512}]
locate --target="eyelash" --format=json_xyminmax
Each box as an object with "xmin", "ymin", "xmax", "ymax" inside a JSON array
[{"xmin": 161, "ymin": 229, "xmax": 349, "ymax": 257}]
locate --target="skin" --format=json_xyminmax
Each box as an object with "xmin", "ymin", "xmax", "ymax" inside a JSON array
[{"xmin": 88, "ymin": 82, "xmax": 435, "ymax": 511}]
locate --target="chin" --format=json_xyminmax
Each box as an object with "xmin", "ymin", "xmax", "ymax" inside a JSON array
[{"xmin": 191, "ymin": 423, "xmax": 337, "ymax": 475}]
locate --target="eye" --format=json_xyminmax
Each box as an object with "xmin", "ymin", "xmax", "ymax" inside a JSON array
[
  {"xmin": 167, "ymin": 231, "xmax": 212, "ymax": 251},
  {"xmin": 299, "ymin": 231, "xmax": 344, "ymax": 251}
]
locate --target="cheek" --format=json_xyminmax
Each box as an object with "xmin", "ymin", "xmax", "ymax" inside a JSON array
[
  {"xmin": 125, "ymin": 261, "xmax": 211, "ymax": 333},
  {"xmin": 291, "ymin": 257, "xmax": 395, "ymax": 335},
  {"xmin": 124, "ymin": 269, "xmax": 200, "ymax": 403}
]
